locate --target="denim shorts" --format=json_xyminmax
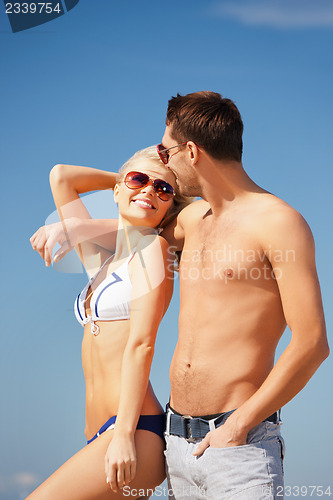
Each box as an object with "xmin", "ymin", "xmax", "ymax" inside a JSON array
[{"xmin": 164, "ymin": 419, "xmax": 285, "ymax": 499}]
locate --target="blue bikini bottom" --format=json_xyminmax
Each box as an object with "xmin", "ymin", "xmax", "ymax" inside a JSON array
[{"xmin": 87, "ymin": 414, "xmax": 165, "ymax": 445}]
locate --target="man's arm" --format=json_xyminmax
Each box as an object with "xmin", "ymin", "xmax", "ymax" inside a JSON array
[
  {"xmin": 30, "ymin": 217, "xmax": 118, "ymax": 267},
  {"xmin": 30, "ymin": 210, "xmax": 181, "ymax": 267},
  {"xmin": 31, "ymin": 199, "xmax": 197, "ymax": 266},
  {"xmin": 194, "ymin": 207, "xmax": 329, "ymax": 453},
  {"xmin": 161, "ymin": 200, "xmax": 202, "ymax": 250}
]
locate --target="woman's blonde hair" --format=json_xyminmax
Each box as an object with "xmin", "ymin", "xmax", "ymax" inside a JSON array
[{"xmin": 117, "ymin": 146, "xmax": 193, "ymax": 229}]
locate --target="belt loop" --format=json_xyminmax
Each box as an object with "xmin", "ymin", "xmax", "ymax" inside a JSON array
[
  {"xmin": 277, "ymin": 408, "xmax": 281, "ymax": 424},
  {"xmin": 209, "ymin": 419, "xmax": 216, "ymax": 432},
  {"xmin": 165, "ymin": 408, "xmax": 171, "ymax": 436}
]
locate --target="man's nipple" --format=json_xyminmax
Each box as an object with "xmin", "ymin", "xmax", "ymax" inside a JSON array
[{"xmin": 224, "ymin": 267, "xmax": 234, "ymax": 279}]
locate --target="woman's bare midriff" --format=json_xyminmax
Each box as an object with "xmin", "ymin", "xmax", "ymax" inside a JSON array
[{"xmin": 82, "ymin": 320, "xmax": 163, "ymax": 441}]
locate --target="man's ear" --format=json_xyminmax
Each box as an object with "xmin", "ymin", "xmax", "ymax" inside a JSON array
[
  {"xmin": 187, "ymin": 141, "xmax": 200, "ymax": 165},
  {"xmin": 113, "ymin": 184, "xmax": 120, "ymax": 204}
]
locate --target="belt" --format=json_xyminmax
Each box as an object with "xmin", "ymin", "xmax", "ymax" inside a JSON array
[{"xmin": 165, "ymin": 404, "xmax": 280, "ymax": 441}]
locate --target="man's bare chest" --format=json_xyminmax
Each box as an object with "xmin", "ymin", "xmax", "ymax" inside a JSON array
[{"xmin": 180, "ymin": 218, "xmax": 273, "ymax": 284}]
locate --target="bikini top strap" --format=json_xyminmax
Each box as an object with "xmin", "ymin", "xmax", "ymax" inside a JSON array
[
  {"xmin": 92, "ymin": 248, "xmax": 136, "ymax": 281},
  {"xmin": 101, "ymin": 253, "xmax": 115, "ymax": 269},
  {"xmin": 88, "ymin": 253, "xmax": 115, "ymax": 283},
  {"xmin": 127, "ymin": 247, "xmax": 137, "ymax": 262}
]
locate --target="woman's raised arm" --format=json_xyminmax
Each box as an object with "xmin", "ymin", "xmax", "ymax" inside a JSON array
[
  {"xmin": 32, "ymin": 164, "xmax": 118, "ymax": 274},
  {"xmin": 49, "ymin": 163, "xmax": 117, "ymax": 216}
]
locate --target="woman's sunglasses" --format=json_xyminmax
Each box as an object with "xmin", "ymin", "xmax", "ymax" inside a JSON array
[
  {"xmin": 157, "ymin": 142, "xmax": 187, "ymax": 165},
  {"xmin": 123, "ymin": 171, "xmax": 175, "ymax": 202}
]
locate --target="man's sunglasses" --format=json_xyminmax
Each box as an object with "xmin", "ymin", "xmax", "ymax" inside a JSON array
[
  {"xmin": 123, "ymin": 171, "xmax": 175, "ymax": 202},
  {"xmin": 157, "ymin": 142, "xmax": 187, "ymax": 165}
]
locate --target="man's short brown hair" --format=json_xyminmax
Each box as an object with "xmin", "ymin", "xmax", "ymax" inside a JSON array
[{"xmin": 166, "ymin": 91, "xmax": 243, "ymax": 162}]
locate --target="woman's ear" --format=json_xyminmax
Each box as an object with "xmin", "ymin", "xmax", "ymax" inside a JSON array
[{"xmin": 113, "ymin": 183, "xmax": 120, "ymax": 204}]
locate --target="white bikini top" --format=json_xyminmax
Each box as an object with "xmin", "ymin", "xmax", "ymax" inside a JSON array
[{"xmin": 74, "ymin": 250, "xmax": 136, "ymax": 335}]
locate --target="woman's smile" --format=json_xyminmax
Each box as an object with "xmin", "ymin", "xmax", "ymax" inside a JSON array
[{"xmin": 131, "ymin": 197, "xmax": 157, "ymax": 209}]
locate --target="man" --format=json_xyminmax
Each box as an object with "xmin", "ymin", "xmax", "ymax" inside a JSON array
[
  {"xmin": 31, "ymin": 91, "xmax": 329, "ymax": 499},
  {"xmin": 156, "ymin": 91, "xmax": 328, "ymax": 499}
]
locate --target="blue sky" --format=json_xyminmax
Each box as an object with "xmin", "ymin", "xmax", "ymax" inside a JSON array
[{"xmin": 1, "ymin": 1, "xmax": 332, "ymax": 498}]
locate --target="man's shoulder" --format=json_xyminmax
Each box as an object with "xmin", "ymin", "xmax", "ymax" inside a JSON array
[
  {"xmin": 178, "ymin": 199, "xmax": 209, "ymax": 224},
  {"xmin": 256, "ymin": 193, "xmax": 305, "ymax": 224},
  {"xmin": 253, "ymin": 193, "xmax": 312, "ymax": 242}
]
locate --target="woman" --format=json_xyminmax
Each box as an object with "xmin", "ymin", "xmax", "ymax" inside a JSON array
[{"xmin": 28, "ymin": 146, "xmax": 190, "ymax": 499}]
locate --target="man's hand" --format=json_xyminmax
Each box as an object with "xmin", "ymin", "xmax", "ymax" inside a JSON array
[
  {"xmin": 192, "ymin": 416, "xmax": 249, "ymax": 456},
  {"xmin": 104, "ymin": 434, "xmax": 137, "ymax": 492},
  {"xmin": 30, "ymin": 219, "xmax": 79, "ymax": 266}
]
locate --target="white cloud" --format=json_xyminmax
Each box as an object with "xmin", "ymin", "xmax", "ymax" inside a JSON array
[
  {"xmin": 211, "ymin": 0, "xmax": 333, "ymax": 28},
  {"xmin": 13, "ymin": 472, "xmax": 39, "ymax": 487},
  {"xmin": 0, "ymin": 472, "xmax": 39, "ymax": 496}
]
